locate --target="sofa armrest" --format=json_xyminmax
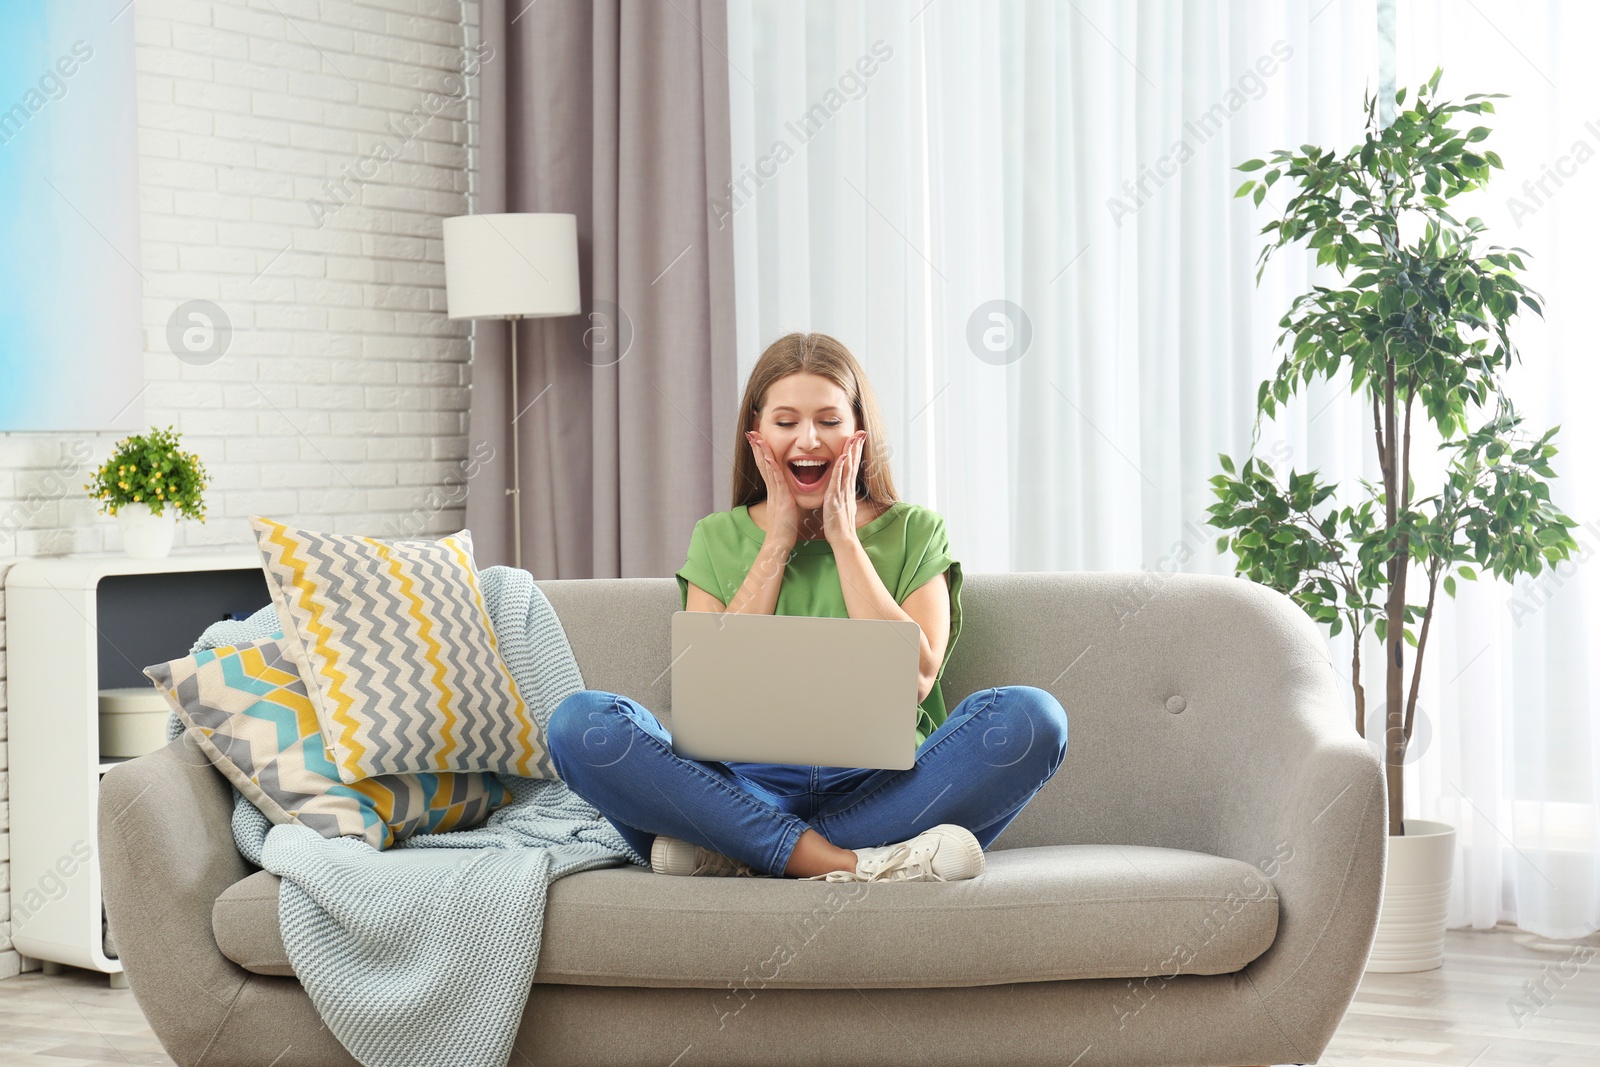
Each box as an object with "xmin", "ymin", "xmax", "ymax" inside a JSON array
[
  {"xmin": 98, "ymin": 733, "xmax": 256, "ymax": 1059},
  {"xmin": 957, "ymin": 574, "xmax": 1387, "ymax": 1063},
  {"xmin": 1215, "ymin": 656, "xmax": 1388, "ymax": 1063}
]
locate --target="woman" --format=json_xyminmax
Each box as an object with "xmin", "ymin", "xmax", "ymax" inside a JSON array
[{"xmin": 546, "ymin": 332, "xmax": 1069, "ymax": 882}]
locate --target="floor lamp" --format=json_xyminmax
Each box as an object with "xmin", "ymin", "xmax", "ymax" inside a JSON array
[{"xmin": 442, "ymin": 213, "xmax": 581, "ymax": 569}]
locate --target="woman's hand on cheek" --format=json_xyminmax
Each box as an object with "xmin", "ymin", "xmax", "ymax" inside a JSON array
[
  {"xmin": 747, "ymin": 430, "xmax": 801, "ymax": 548},
  {"xmin": 823, "ymin": 431, "xmax": 866, "ymax": 547}
]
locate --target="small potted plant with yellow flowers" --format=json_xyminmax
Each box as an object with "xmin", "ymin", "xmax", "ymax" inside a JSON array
[{"xmin": 86, "ymin": 426, "xmax": 209, "ymax": 558}]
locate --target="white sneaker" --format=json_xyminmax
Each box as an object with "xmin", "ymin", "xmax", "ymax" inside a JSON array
[
  {"xmin": 802, "ymin": 824, "xmax": 985, "ymax": 883},
  {"xmin": 650, "ymin": 835, "xmax": 765, "ymax": 877}
]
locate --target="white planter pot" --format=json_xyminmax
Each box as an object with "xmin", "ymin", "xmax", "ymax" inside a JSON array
[
  {"xmin": 117, "ymin": 504, "xmax": 177, "ymax": 559},
  {"xmin": 1366, "ymin": 818, "xmax": 1455, "ymax": 972}
]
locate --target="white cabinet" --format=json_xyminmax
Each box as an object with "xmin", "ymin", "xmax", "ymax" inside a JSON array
[{"xmin": 6, "ymin": 552, "xmax": 267, "ymax": 985}]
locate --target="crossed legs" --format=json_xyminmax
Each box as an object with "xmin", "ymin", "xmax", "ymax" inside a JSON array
[{"xmin": 546, "ymin": 685, "xmax": 1069, "ymax": 878}]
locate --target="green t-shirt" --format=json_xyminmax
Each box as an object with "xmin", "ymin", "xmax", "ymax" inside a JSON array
[{"xmin": 674, "ymin": 500, "xmax": 964, "ymax": 747}]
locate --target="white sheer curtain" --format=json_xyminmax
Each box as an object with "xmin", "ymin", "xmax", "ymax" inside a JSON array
[
  {"xmin": 726, "ymin": 0, "xmax": 1598, "ymax": 939},
  {"xmin": 726, "ymin": 0, "xmax": 1377, "ymax": 565}
]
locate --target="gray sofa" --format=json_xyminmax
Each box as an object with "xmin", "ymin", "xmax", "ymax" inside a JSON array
[{"xmin": 99, "ymin": 571, "xmax": 1386, "ymax": 1067}]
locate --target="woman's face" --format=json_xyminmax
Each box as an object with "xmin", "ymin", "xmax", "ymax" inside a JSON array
[{"xmin": 756, "ymin": 372, "xmax": 858, "ymax": 503}]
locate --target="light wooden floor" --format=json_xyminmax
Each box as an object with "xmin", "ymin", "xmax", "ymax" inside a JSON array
[{"xmin": 0, "ymin": 924, "xmax": 1595, "ymax": 1065}]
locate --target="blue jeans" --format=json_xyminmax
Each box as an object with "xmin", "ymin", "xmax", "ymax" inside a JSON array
[{"xmin": 546, "ymin": 685, "xmax": 1069, "ymax": 877}]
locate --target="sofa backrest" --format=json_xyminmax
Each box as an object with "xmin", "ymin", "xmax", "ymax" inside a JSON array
[{"xmin": 534, "ymin": 570, "xmax": 1345, "ymax": 855}]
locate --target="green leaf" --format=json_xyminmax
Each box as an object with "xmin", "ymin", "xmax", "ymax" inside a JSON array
[
  {"xmin": 1219, "ymin": 453, "xmax": 1236, "ymax": 474},
  {"xmin": 1235, "ymin": 179, "xmax": 1257, "ymax": 198},
  {"xmin": 1237, "ymin": 159, "xmax": 1267, "ymax": 172}
]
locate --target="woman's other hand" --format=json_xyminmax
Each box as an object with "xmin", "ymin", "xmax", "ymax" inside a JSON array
[
  {"xmin": 823, "ymin": 431, "xmax": 866, "ymax": 547},
  {"xmin": 746, "ymin": 430, "xmax": 801, "ymax": 548}
]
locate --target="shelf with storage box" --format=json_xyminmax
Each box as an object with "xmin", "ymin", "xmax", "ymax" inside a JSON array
[{"xmin": 6, "ymin": 551, "xmax": 269, "ymax": 986}]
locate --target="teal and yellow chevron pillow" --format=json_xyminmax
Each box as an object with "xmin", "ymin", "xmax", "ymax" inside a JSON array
[
  {"xmin": 144, "ymin": 636, "xmax": 511, "ymax": 850},
  {"xmin": 249, "ymin": 518, "xmax": 552, "ymax": 783}
]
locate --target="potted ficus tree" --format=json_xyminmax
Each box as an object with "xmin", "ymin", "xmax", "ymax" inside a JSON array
[
  {"xmin": 1208, "ymin": 68, "xmax": 1579, "ymax": 972},
  {"xmin": 86, "ymin": 426, "xmax": 210, "ymax": 558}
]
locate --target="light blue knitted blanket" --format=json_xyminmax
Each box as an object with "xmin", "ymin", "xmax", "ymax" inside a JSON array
[{"xmin": 164, "ymin": 566, "xmax": 645, "ymax": 1067}]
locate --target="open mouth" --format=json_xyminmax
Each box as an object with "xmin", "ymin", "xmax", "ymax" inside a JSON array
[{"xmin": 787, "ymin": 459, "xmax": 830, "ymax": 488}]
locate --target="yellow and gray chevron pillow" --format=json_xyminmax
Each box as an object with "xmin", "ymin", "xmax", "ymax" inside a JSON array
[
  {"xmin": 249, "ymin": 518, "xmax": 553, "ymax": 783},
  {"xmin": 145, "ymin": 636, "xmax": 511, "ymax": 850}
]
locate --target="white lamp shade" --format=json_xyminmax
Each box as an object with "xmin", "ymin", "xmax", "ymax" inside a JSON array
[{"xmin": 442, "ymin": 213, "xmax": 581, "ymax": 319}]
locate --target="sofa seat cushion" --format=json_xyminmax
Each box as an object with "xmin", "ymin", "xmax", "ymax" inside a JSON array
[
  {"xmin": 213, "ymin": 870, "xmax": 295, "ymax": 977},
  {"xmin": 212, "ymin": 844, "xmax": 1278, "ymax": 987}
]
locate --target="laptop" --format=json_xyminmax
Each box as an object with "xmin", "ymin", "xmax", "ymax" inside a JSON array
[{"xmin": 669, "ymin": 611, "xmax": 923, "ymax": 770}]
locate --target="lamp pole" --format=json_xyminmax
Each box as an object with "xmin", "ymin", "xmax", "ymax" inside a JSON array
[{"xmin": 506, "ymin": 314, "xmax": 522, "ymax": 570}]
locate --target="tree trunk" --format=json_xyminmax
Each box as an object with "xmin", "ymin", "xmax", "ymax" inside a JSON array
[
  {"xmin": 1352, "ymin": 634, "xmax": 1366, "ymax": 739},
  {"xmin": 1386, "ymin": 599, "xmax": 1406, "ymax": 837},
  {"xmin": 1383, "ymin": 353, "xmax": 1407, "ymax": 837}
]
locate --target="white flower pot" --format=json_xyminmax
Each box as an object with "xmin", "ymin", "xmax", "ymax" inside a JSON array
[
  {"xmin": 1366, "ymin": 818, "xmax": 1455, "ymax": 972},
  {"xmin": 117, "ymin": 504, "xmax": 177, "ymax": 559}
]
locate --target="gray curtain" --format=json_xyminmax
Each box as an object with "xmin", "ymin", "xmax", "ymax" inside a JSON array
[{"xmin": 469, "ymin": 0, "xmax": 738, "ymax": 577}]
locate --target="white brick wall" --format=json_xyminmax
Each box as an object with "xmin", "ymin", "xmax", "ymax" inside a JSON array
[{"xmin": 0, "ymin": 0, "xmax": 484, "ymax": 979}]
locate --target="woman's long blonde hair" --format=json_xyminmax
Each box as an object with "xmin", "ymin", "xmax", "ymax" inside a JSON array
[{"xmin": 732, "ymin": 332, "xmax": 899, "ymax": 511}]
